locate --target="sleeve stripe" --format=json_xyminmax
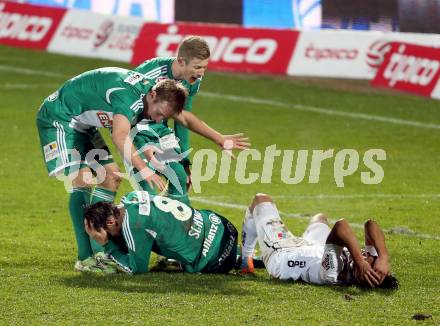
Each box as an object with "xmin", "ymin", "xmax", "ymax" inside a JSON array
[
  {"xmin": 130, "ymin": 100, "xmax": 143, "ymax": 111},
  {"xmin": 108, "ymin": 254, "xmax": 133, "ymax": 275},
  {"xmin": 53, "ymin": 121, "xmax": 68, "ymax": 165},
  {"xmin": 142, "ymin": 66, "xmax": 162, "ymax": 77},
  {"xmin": 122, "ymin": 211, "xmax": 135, "ymax": 251},
  {"xmin": 143, "ymin": 66, "xmax": 167, "ymax": 79}
]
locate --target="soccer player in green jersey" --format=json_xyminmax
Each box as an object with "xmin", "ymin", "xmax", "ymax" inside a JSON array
[
  {"xmin": 133, "ymin": 36, "xmax": 248, "ymax": 205},
  {"xmin": 37, "ymin": 68, "xmax": 187, "ymax": 273},
  {"xmin": 37, "ymin": 67, "xmax": 248, "ymax": 273},
  {"xmin": 84, "ymin": 191, "xmax": 238, "ymax": 274}
]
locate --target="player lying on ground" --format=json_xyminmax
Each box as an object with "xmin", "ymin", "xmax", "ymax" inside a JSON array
[
  {"xmin": 84, "ymin": 191, "xmax": 238, "ymax": 274},
  {"xmin": 132, "ymin": 36, "xmax": 249, "ymax": 206},
  {"xmin": 241, "ymin": 194, "xmax": 398, "ymax": 289},
  {"xmin": 36, "ymin": 68, "xmax": 247, "ymax": 274}
]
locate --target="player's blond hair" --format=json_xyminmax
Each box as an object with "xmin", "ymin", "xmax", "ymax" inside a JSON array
[
  {"xmin": 153, "ymin": 79, "xmax": 188, "ymax": 114},
  {"xmin": 177, "ymin": 36, "xmax": 210, "ymax": 63}
]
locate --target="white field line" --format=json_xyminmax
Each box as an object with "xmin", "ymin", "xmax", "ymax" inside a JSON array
[
  {"xmin": 196, "ymin": 193, "xmax": 440, "ymax": 200},
  {"xmin": 191, "ymin": 196, "xmax": 440, "ymax": 240},
  {"xmin": 3, "ymin": 65, "xmax": 438, "ymax": 238},
  {"xmin": 1, "ymin": 63, "xmax": 439, "ymax": 130},
  {"xmin": 3, "ymin": 83, "xmax": 59, "ymax": 89},
  {"xmin": 268, "ymin": 193, "xmax": 440, "ymax": 200},
  {"xmin": 0, "ymin": 65, "xmax": 67, "ymax": 78},
  {"xmin": 200, "ymin": 91, "xmax": 440, "ymax": 130}
]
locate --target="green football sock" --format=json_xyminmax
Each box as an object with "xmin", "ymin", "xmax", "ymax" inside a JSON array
[
  {"xmin": 89, "ymin": 187, "xmax": 116, "ymax": 254},
  {"xmin": 69, "ymin": 187, "xmax": 92, "ymax": 261}
]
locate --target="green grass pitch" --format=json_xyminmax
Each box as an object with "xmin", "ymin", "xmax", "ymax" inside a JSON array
[{"xmin": 0, "ymin": 45, "xmax": 439, "ymax": 325}]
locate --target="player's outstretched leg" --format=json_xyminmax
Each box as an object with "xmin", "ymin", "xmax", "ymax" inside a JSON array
[
  {"xmin": 250, "ymin": 193, "xmax": 303, "ymax": 278},
  {"xmin": 241, "ymin": 206, "xmax": 260, "ymax": 273},
  {"xmin": 71, "ymin": 168, "xmax": 116, "ymax": 274},
  {"xmin": 89, "ymin": 163, "xmax": 120, "ymax": 253},
  {"xmin": 69, "ymin": 186, "xmax": 93, "ymax": 262}
]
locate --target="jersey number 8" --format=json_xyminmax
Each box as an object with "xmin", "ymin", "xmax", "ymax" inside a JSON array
[{"xmin": 153, "ymin": 196, "xmax": 192, "ymax": 221}]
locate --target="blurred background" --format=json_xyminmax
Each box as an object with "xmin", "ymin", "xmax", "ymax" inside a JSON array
[{"xmin": 7, "ymin": 0, "xmax": 440, "ymax": 33}]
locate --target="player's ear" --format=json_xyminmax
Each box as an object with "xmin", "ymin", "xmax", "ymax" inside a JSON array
[{"xmin": 177, "ymin": 57, "xmax": 186, "ymax": 66}]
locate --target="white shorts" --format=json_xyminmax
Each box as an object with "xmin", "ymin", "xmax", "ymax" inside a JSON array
[{"xmin": 253, "ymin": 202, "xmax": 332, "ymax": 283}]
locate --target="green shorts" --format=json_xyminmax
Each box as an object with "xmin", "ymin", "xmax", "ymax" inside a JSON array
[{"xmin": 36, "ymin": 117, "xmax": 114, "ymax": 177}]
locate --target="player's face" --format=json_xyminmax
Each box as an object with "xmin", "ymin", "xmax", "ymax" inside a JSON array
[
  {"xmin": 182, "ymin": 57, "xmax": 209, "ymax": 84},
  {"xmin": 105, "ymin": 216, "xmax": 121, "ymax": 237},
  {"xmin": 148, "ymin": 101, "xmax": 175, "ymax": 123}
]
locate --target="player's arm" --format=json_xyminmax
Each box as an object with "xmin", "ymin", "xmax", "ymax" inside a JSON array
[
  {"xmin": 364, "ymin": 219, "xmax": 390, "ymax": 283},
  {"xmin": 112, "ymin": 114, "xmax": 166, "ymax": 190},
  {"xmin": 173, "ymin": 111, "xmax": 250, "ymax": 159},
  {"xmin": 326, "ymin": 219, "xmax": 381, "ymax": 287},
  {"xmin": 174, "ymin": 94, "xmax": 194, "ymax": 156},
  {"xmin": 103, "ymin": 234, "xmax": 153, "ymax": 275},
  {"xmin": 85, "ymin": 217, "xmax": 153, "ymax": 274}
]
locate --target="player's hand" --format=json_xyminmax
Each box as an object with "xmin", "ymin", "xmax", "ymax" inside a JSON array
[
  {"xmin": 142, "ymin": 169, "xmax": 166, "ymax": 191},
  {"xmin": 142, "ymin": 145, "xmax": 165, "ymax": 172},
  {"xmin": 220, "ymin": 133, "xmax": 251, "ymax": 159},
  {"xmin": 184, "ymin": 163, "xmax": 192, "ymax": 192},
  {"xmin": 373, "ymin": 255, "xmax": 390, "ymax": 283},
  {"xmin": 138, "ymin": 166, "xmax": 166, "ymax": 191},
  {"xmin": 84, "ymin": 219, "xmax": 108, "ymax": 245},
  {"xmin": 354, "ymin": 260, "xmax": 381, "ymax": 288}
]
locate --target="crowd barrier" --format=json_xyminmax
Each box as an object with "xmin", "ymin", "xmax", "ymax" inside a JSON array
[{"xmin": 2, "ymin": 1, "xmax": 440, "ymax": 99}]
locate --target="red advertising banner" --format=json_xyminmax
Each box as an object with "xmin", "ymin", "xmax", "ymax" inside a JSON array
[
  {"xmin": 0, "ymin": 1, "xmax": 66, "ymax": 49},
  {"xmin": 131, "ymin": 23, "xmax": 299, "ymax": 74},
  {"xmin": 371, "ymin": 42, "xmax": 440, "ymax": 97}
]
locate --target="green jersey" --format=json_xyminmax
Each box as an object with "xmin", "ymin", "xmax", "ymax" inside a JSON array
[
  {"xmin": 135, "ymin": 57, "xmax": 202, "ymax": 154},
  {"xmin": 135, "ymin": 57, "xmax": 201, "ymax": 111},
  {"xmin": 103, "ymin": 191, "xmax": 238, "ymax": 275},
  {"xmin": 37, "ymin": 67, "xmax": 153, "ymax": 131}
]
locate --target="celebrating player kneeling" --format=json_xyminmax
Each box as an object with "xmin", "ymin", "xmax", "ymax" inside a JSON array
[
  {"xmin": 84, "ymin": 191, "xmax": 238, "ymax": 274},
  {"xmin": 241, "ymin": 194, "xmax": 398, "ymax": 289}
]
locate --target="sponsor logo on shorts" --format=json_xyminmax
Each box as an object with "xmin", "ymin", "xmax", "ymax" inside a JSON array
[
  {"xmin": 96, "ymin": 112, "xmax": 112, "ymax": 128},
  {"xmin": 43, "ymin": 141, "xmax": 59, "ymax": 162},
  {"xmin": 287, "ymin": 260, "xmax": 306, "ymax": 268},
  {"xmin": 217, "ymin": 234, "xmax": 236, "ymax": 265}
]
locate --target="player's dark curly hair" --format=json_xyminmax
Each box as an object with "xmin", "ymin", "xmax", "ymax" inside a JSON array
[
  {"xmin": 378, "ymin": 275, "xmax": 399, "ymax": 290},
  {"xmin": 357, "ymin": 274, "xmax": 399, "ymax": 290},
  {"xmin": 84, "ymin": 202, "xmax": 120, "ymax": 230}
]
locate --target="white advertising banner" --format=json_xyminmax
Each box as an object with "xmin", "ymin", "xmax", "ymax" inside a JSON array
[
  {"xmin": 288, "ymin": 29, "xmax": 440, "ymax": 79},
  {"xmin": 47, "ymin": 10, "xmax": 144, "ymax": 62}
]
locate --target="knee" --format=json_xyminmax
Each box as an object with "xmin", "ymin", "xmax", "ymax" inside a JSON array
[
  {"xmin": 364, "ymin": 219, "xmax": 376, "ymax": 227},
  {"xmin": 250, "ymin": 193, "xmax": 273, "ymax": 212},
  {"xmin": 309, "ymin": 213, "xmax": 330, "ymax": 226},
  {"xmin": 333, "ymin": 218, "xmax": 348, "ymax": 230},
  {"xmin": 253, "ymin": 193, "xmax": 273, "ymax": 205}
]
